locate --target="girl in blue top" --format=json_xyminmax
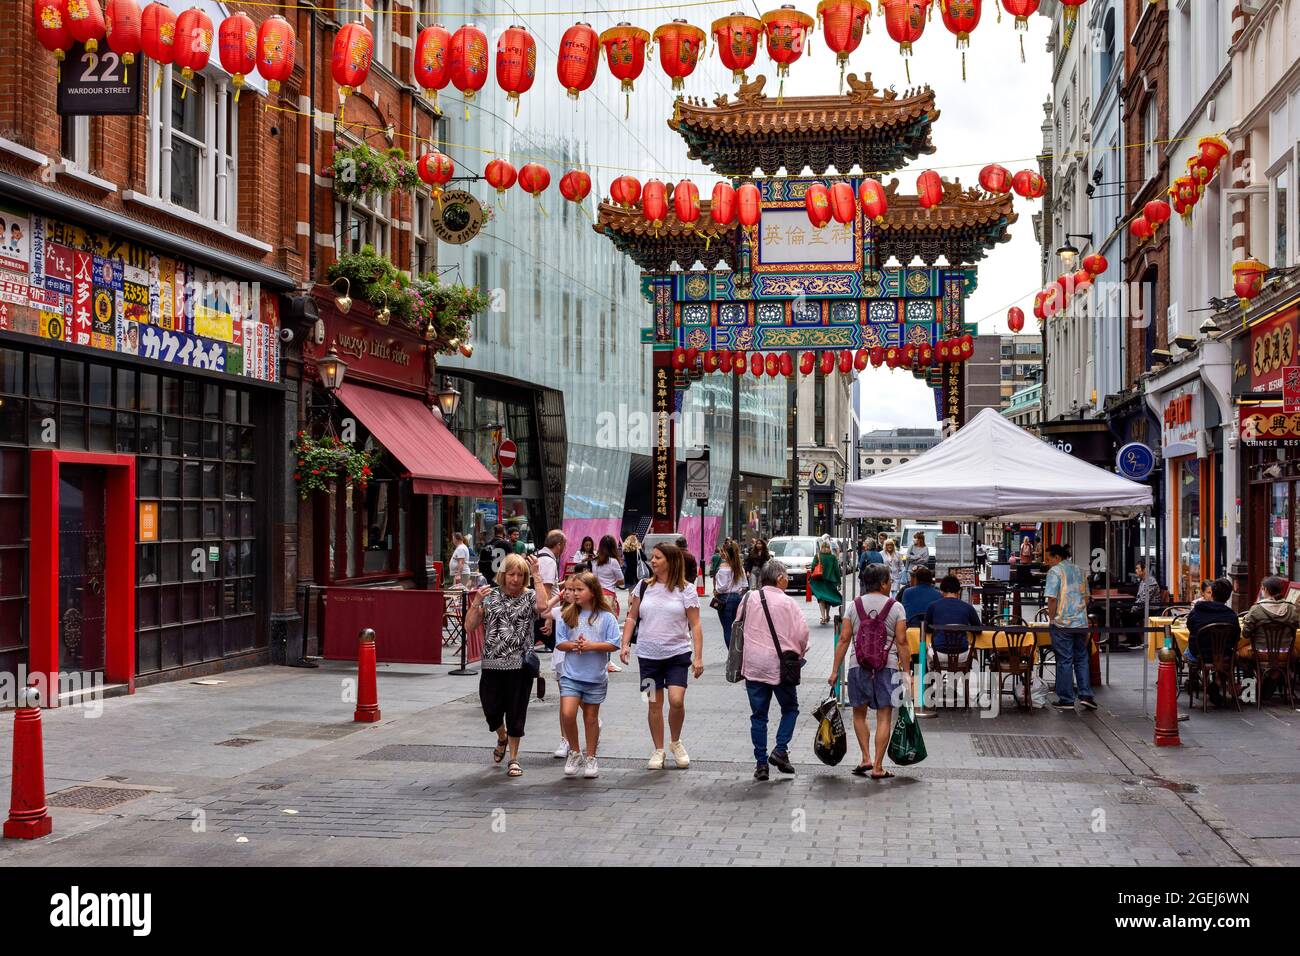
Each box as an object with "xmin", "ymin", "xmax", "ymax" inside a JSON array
[{"xmin": 555, "ymin": 571, "xmax": 620, "ymax": 778}]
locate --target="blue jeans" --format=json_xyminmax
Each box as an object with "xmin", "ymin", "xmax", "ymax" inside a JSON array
[
  {"xmin": 1051, "ymin": 626, "xmax": 1093, "ymax": 704},
  {"xmin": 745, "ymin": 680, "xmax": 799, "ymax": 765},
  {"xmin": 718, "ymin": 592, "xmax": 743, "ymax": 648}
]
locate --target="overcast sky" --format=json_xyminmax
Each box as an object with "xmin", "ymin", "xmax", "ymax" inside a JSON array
[{"xmin": 774, "ymin": 7, "xmax": 1053, "ymax": 432}]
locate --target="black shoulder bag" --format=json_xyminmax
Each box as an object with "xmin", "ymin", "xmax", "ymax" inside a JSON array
[
  {"xmin": 759, "ymin": 590, "xmax": 802, "ymax": 686},
  {"xmin": 628, "ymin": 579, "xmax": 649, "ymax": 645}
]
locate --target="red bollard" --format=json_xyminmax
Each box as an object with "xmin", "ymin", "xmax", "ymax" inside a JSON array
[
  {"xmin": 4, "ymin": 685, "xmax": 52, "ymax": 840},
  {"xmin": 696, "ymin": 573, "xmax": 705, "ymax": 598},
  {"xmin": 1154, "ymin": 643, "xmax": 1182, "ymax": 747},
  {"xmin": 806, "ymin": 577, "xmax": 812, "ymax": 602},
  {"xmin": 354, "ymin": 628, "xmax": 381, "ymax": 723}
]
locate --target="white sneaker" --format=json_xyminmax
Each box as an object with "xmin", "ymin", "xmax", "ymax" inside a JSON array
[
  {"xmin": 563, "ymin": 750, "xmax": 585, "ymax": 777},
  {"xmin": 553, "ymin": 740, "xmax": 570, "ymax": 759},
  {"xmin": 583, "ymin": 756, "xmax": 599, "ymax": 778},
  {"xmin": 647, "ymin": 749, "xmax": 666, "ymax": 770},
  {"xmin": 607, "ymin": 663, "xmax": 622, "ymax": 673},
  {"xmin": 670, "ymin": 740, "xmax": 691, "ymax": 768}
]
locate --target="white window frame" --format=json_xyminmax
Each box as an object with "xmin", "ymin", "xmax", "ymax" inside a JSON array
[
  {"xmin": 1143, "ymin": 98, "xmax": 1158, "ymax": 183},
  {"xmin": 1268, "ymin": 153, "xmax": 1294, "ymax": 268},
  {"xmin": 60, "ymin": 114, "xmax": 90, "ymax": 170},
  {"xmin": 414, "ymin": 0, "xmax": 436, "ymax": 31},
  {"xmin": 412, "ymin": 193, "xmax": 431, "ymax": 276},
  {"xmin": 372, "ymin": 0, "xmax": 392, "ymax": 69},
  {"xmin": 337, "ymin": 192, "xmax": 390, "ymax": 258},
  {"xmin": 146, "ymin": 63, "xmax": 238, "ymax": 228}
]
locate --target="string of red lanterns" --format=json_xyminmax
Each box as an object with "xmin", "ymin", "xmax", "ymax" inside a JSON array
[{"xmin": 670, "ymin": 338, "xmax": 976, "ymax": 378}]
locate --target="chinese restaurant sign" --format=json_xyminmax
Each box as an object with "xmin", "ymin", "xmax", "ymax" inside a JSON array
[
  {"xmin": 0, "ymin": 203, "xmax": 279, "ymax": 383},
  {"xmin": 1284, "ymin": 366, "xmax": 1299, "ymax": 413},
  {"xmin": 1239, "ymin": 405, "xmax": 1300, "ymax": 448},
  {"xmin": 1233, "ymin": 305, "xmax": 1297, "ymax": 393}
]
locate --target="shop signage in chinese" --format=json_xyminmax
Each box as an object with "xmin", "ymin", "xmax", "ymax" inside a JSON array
[
  {"xmin": 1160, "ymin": 383, "xmax": 1200, "ymax": 457},
  {"xmin": 653, "ymin": 363, "xmax": 672, "ymax": 523},
  {"xmin": 57, "ymin": 43, "xmax": 143, "ymax": 116},
  {"xmin": 941, "ymin": 359, "xmax": 965, "ymax": 429},
  {"xmin": 0, "ymin": 203, "xmax": 279, "ymax": 382},
  {"xmin": 1233, "ymin": 305, "xmax": 1297, "ymax": 393},
  {"xmin": 1284, "ymin": 365, "xmax": 1300, "ymax": 413},
  {"xmin": 1238, "ymin": 405, "xmax": 1300, "ymax": 447},
  {"xmin": 306, "ymin": 312, "xmax": 423, "ymax": 393},
  {"xmin": 757, "ymin": 211, "xmax": 856, "ymax": 267}
]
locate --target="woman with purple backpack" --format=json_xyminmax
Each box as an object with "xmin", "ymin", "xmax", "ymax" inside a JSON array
[{"xmin": 827, "ymin": 563, "xmax": 911, "ymax": 779}]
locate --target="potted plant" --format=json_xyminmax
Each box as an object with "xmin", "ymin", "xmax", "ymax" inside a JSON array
[{"xmin": 292, "ymin": 431, "xmax": 377, "ymax": 499}]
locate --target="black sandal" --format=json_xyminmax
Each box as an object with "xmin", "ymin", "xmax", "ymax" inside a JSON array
[
  {"xmin": 851, "ymin": 764, "xmax": 872, "ymax": 776},
  {"xmin": 492, "ymin": 739, "xmax": 508, "ymax": 764},
  {"xmin": 507, "ymin": 760, "xmax": 523, "ymax": 777}
]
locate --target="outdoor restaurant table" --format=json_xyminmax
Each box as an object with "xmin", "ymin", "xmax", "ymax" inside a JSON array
[
  {"xmin": 1146, "ymin": 616, "xmax": 1300, "ymax": 660},
  {"xmin": 906, "ymin": 625, "xmax": 1052, "ymax": 656}
]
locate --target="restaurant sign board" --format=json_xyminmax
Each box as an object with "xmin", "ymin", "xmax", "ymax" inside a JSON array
[
  {"xmin": 1238, "ymin": 405, "xmax": 1300, "ymax": 448},
  {"xmin": 1161, "ymin": 382, "xmax": 1200, "ymax": 458},
  {"xmin": 1233, "ymin": 305, "xmax": 1297, "ymax": 393}
]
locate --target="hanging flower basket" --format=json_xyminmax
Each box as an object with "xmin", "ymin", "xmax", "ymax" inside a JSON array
[
  {"xmin": 292, "ymin": 431, "xmax": 377, "ymax": 499},
  {"xmin": 330, "ymin": 143, "xmax": 419, "ymax": 204}
]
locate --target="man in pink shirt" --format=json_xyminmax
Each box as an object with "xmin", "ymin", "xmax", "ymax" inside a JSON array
[{"xmin": 738, "ymin": 559, "xmax": 811, "ymax": 781}]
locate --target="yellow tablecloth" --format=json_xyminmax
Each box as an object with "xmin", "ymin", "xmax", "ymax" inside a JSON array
[
  {"xmin": 1146, "ymin": 618, "xmax": 1300, "ymax": 660},
  {"xmin": 906, "ymin": 625, "xmax": 1052, "ymax": 656}
]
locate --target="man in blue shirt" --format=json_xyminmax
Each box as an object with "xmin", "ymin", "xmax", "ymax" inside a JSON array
[
  {"xmin": 924, "ymin": 575, "xmax": 982, "ymax": 660},
  {"xmin": 1044, "ymin": 543, "xmax": 1094, "ymax": 712},
  {"xmin": 900, "ymin": 566, "xmax": 942, "ymax": 625}
]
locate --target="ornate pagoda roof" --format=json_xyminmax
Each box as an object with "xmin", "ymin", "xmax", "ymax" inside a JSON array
[
  {"xmin": 669, "ymin": 74, "xmax": 939, "ymax": 177},
  {"xmin": 594, "ymin": 176, "xmax": 1016, "ymax": 272}
]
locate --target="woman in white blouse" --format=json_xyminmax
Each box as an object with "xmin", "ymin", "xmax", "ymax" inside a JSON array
[
  {"xmin": 713, "ymin": 539, "xmax": 748, "ymax": 648},
  {"xmin": 591, "ymin": 534, "xmax": 626, "ymax": 617},
  {"xmin": 881, "ymin": 537, "xmax": 905, "ymax": 597}
]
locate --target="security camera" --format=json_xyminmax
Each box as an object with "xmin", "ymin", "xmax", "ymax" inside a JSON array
[{"xmin": 279, "ymin": 327, "xmax": 294, "ymax": 343}]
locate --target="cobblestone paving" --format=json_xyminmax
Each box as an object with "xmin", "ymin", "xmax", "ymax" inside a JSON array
[{"xmin": 0, "ymin": 590, "xmax": 1294, "ymax": 867}]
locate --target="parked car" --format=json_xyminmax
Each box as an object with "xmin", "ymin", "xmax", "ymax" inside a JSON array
[{"xmin": 766, "ymin": 536, "xmax": 823, "ymax": 593}]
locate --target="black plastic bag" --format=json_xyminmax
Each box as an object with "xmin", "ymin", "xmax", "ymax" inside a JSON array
[{"xmin": 812, "ymin": 695, "xmax": 847, "ymax": 766}]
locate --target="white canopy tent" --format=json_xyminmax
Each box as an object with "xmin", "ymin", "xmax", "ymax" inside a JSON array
[{"xmin": 843, "ymin": 408, "xmax": 1153, "ymax": 522}]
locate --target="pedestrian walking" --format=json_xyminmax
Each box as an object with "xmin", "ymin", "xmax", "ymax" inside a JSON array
[
  {"xmin": 881, "ymin": 537, "xmax": 905, "ymax": 597},
  {"xmin": 620, "ymin": 542, "xmax": 704, "ymax": 769},
  {"xmin": 1044, "ymin": 544, "xmax": 1096, "ymax": 712},
  {"xmin": 478, "ymin": 524, "xmax": 509, "ymax": 586},
  {"xmin": 713, "ymin": 539, "xmax": 747, "ymax": 648},
  {"xmin": 828, "ymin": 563, "xmax": 911, "ymax": 779},
  {"xmin": 555, "ymin": 572, "xmax": 620, "ymax": 779},
  {"xmin": 906, "ymin": 532, "xmax": 931, "ymax": 577},
  {"xmin": 448, "ymin": 531, "xmax": 471, "ymax": 584},
  {"xmin": 739, "ymin": 559, "xmax": 810, "ymax": 781},
  {"xmin": 533, "ymin": 530, "xmax": 566, "ymax": 651},
  {"xmin": 571, "ymin": 536, "xmax": 596, "ymax": 573},
  {"xmin": 622, "ymin": 533, "xmax": 643, "ymax": 588},
  {"xmin": 745, "ymin": 538, "xmax": 771, "ymax": 589},
  {"xmin": 465, "ymin": 553, "xmax": 551, "ymax": 778},
  {"xmin": 547, "ymin": 576, "xmax": 578, "ymax": 760},
  {"xmin": 675, "ymin": 535, "xmax": 699, "ymax": 587},
  {"xmin": 592, "ymin": 534, "xmax": 626, "ymax": 618},
  {"xmin": 810, "ymin": 538, "xmax": 842, "ymax": 625},
  {"xmin": 858, "ymin": 536, "xmax": 883, "ymax": 591}
]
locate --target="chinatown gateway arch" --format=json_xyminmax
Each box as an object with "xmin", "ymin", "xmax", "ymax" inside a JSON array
[{"xmin": 595, "ymin": 73, "xmax": 1016, "ymax": 533}]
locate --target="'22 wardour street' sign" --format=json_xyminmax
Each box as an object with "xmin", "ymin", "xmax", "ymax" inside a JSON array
[{"xmin": 57, "ymin": 43, "xmax": 142, "ymax": 116}]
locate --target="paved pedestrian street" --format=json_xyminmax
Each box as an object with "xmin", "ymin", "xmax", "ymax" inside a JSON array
[{"xmin": 1, "ymin": 599, "xmax": 1294, "ymax": 868}]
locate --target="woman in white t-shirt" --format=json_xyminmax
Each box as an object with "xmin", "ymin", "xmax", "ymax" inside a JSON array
[
  {"xmin": 448, "ymin": 532, "xmax": 471, "ymax": 583},
  {"xmin": 620, "ymin": 543, "xmax": 704, "ymax": 770},
  {"xmin": 592, "ymin": 534, "xmax": 626, "ymax": 617},
  {"xmin": 713, "ymin": 539, "xmax": 747, "ymax": 648}
]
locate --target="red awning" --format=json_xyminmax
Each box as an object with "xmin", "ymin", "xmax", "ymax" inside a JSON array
[{"xmin": 334, "ymin": 382, "xmax": 500, "ymax": 497}]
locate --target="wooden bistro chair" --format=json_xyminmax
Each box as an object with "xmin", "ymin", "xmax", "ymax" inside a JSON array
[
  {"xmin": 991, "ymin": 627, "xmax": 1037, "ymax": 711},
  {"xmin": 1187, "ymin": 622, "xmax": 1244, "ymax": 712},
  {"xmin": 1247, "ymin": 621, "xmax": 1296, "ymax": 708},
  {"xmin": 1031, "ymin": 609, "xmax": 1055, "ymax": 684},
  {"xmin": 927, "ymin": 624, "xmax": 978, "ymax": 711}
]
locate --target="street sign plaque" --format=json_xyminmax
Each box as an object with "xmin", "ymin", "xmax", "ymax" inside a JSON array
[{"xmin": 685, "ymin": 458, "xmax": 710, "ymax": 500}]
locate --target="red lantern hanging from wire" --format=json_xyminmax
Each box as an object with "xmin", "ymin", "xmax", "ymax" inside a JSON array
[
  {"xmin": 733, "ymin": 351, "xmax": 747, "ymax": 375},
  {"xmin": 559, "ymin": 169, "xmax": 592, "ymax": 219},
  {"xmin": 642, "ymin": 178, "xmax": 667, "ymax": 232},
  {"xmin": 703, "ymin": 350, "xmax": 720, "ymax": 373},
  {"xmin": 255, "ymin": 14, "xmax": 295, "ymax": 96},
  {"xmin": 859, "ymin": 178, "xmax": 888, "ymax": 223},
  {"xmin": 779, "ymin": 353, "xmax": 795, "ymax": 377},
  {"xmin": 870, "ymin": 346, "xmax": 885, "ymax": 367},
  {"xmin": 711, "ymin": 182, "xmax": 737, "ymax": 226},
  {"xmin": 761, "ymin": 5, "xmax": 814, "ymax": 98},
  {"xmin": 105, "ymin": 0, "xmax": 141, "ymax": 83},
  {"xmin": 819, "ymin": 351, "xmax": 836, "ymax": 375},
  {"xmin": 805, "ymin": 183, "xmax": 832, "ymax": 229},
  {"xmin": 1001, "ymin": 0, "xmax": 1040, "ymax": 62},
  {"xmin": 495, "ymin": 24, "xmax": 536, "ymax": 117},
  {"xmin": 674, "ymin": 179, "xmax": 701, "ymax": 230},
  {"xmin": 880, "ymin": 0, "xmax": 927, "ymax": 84},
  {"xmin": 854, "ymin": 348, "xmax": 870, "ymax": 371},
  {"xmin": 331, "ymin": 20, "xmax": 372, "ymax": 119},
  {"xmin": 838, "ymin": 350, "xmax": 854, "ymax": 374},
  {"xmin": 816, "ymin": 0, "xmax": 871, "ymax": 92},
  {"xmin": 417, "ymin": 151, "xmax": 454, "ymax": 205},
  {"xmin": 1143, "ymin": 199, "xmax": 1172, "ymax": 232},
  {"xmin": 35, "ymin": 0, "xmax": 75, "ymax": 75},
  {"xmin": 710, "ymin": 12, "xmax": 762, "ymax": 85},
  {"xmin": 140, "ymin": 1, "xmax": 176, "ymax": 77},
  {"xmin": 653, "ymin": 19, "xmax": 705, "ymax": 92},
  {"xmin": 719, "ymin": 351, "xmax": 734, "ymax": 373},
  {"xmin": 448, "ymin": 23, "xmax": 488, "ymax": 120},
  {"xmin": 519, "ymin": 163, "xmax": 551, "ymax": 217},
  {"xmin": 939, "ymin": 0, "xmax": 981, "ymax": 80},
  {"xmin": 1197, "ymin": 135, "xmax": 1231, "ymax": 181},
  {"xmin": 828, "ymin": 181, "xmax": 856, "ymax": 224},
  {"xmin": 599, "ymin": 23, "xmax": 649, "ymax": 117},
  {"xmin": 610, "ymin": 174, "xmax": 641, "ymax": 209},
  {"xmin": 1012, "ymin": 169, "xmax": 1046, "ymax": 199},
  {"xmin": 67, "ymin": 0, "xmax": 106, "ymax": 53},
  {"xmin": 557, "ymin": 21, "xmax": 599, "ymax": 100},
  {"xmin": 1232, "ymin": 257, "xmax": 1268, "ymax": 311},
  {"xmin": 217, "ymin": 13, "xmax": 256, "ymax": 101},
  {"xmin": 1129, "ymin": 216, "xmax": 1154, "ymax": 244},
  {"xmin": 1032, "ymin": 290, "xmax": 1047, "ymax": 322},
  {"xmin": 1072, "ymin": 268, "xmax": 1093, "ymax": 296},
  {"xmin": 737, "ymin": 182, "xmax": 762, "ymax": 226},
  {"xmin": 917, "ymin": 170, "xmax": 944, "ymax": 209},
  {"xmin": 1007, "ymin": 307, "xmax": 1025, "ymax": 333},
  {"xmin": 978, "ymin": 163, "xmax": 1011, "ymax": 194},
  {"xmin": 174, "ymin": 7, "xmax": 213, "ymax": 98},
  {"xmin": 752, "ymin": 353, "xmax": 766, "ymax": 376},
  {"xmin": 1082, "ymin": 253, "xmax": 1108, "ymax": 276},
  {"xmin": 799, "ymin": 351, "xmax": 816, "ymax": 375},
  {"xmin": 484, "ymin": 159, "xmax": 517, "ymax": 199},
  {"xmin": 413, "ymin": 25, "xmax": 451, "ymax": 105}
]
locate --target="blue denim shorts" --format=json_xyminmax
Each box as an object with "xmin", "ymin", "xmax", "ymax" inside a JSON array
[
  {"xmin": 847, "ymin": 666, "xmax": 900, "ymax": 710},
  {"xmin": 558, "ymin": 675, "xmax": 608, "ymax": 704}
]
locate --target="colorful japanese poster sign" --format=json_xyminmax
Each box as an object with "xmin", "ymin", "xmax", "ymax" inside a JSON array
[{"xmin": 0, "ymin": 207, "xmax": 31, "ymax": 276}]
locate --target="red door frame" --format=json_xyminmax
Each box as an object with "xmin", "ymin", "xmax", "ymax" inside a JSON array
[{"xmin": 29, "ymin": 450, "xmax": 136, "ymax": 703}]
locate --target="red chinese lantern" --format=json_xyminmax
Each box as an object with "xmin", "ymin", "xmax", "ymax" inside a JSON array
[
  {"xmin": 518, "ymin": 163, "xmax": 551, "ymax": 203},
  {"xmin": 881, "ymin": 0, "xmax": 927, "ymax": 83},
  {"xmin": 766, "ymin": 353, "xmax": 782, "ymax": 377},
  {"xmin": 642, "ymin": 179, "xmax": 668, "ymax": 230},
  {"xmin": 711, "ymin": 182, "xmax": 737, "ymax": 226},
  {"xmin": 761, "ymin": 4, "xmax": 814, "ymax": 95},
  {"xmin": 780, "ymin": 353, "xmax": 795, "ymax": 377},
  {"xmin": 652, "ymin": 19, "xmax": 705, "ymax": 92},
  {"xmin": 495, "ymin": 25, "xmax": 536, "ymax": 116},
  {"xmin": 799, "ymin": 351, "xmax": 816, "ymax": 375},
  {"xmin": 413, "ymin": 25, "xmax": 451, "ymax": 104},
  {"xmin": 917, "ymin": 170, "xmax": 944, "ymax": 209},
  {"xmin": 1130, "ymin": 216, "xmax": 1154, "ymax": 244},
  {"xmin": 1144, "ymin": 199, "xmax": 1172, "ymax": 231},
  {"xmin": 733, "ymin": 351, "xmax": 747, "ymax": 375},
  {"xmin": 559, "ymin": 170, "xmax": 592, "ymax": 215},
  {"xmin": 685, "ymin": 347, "xmax": 700, "ymax": 369},
  {"xmin": 819, "ymin": 351, "xmax": 836, "ymax": 375},
  {"xmin": 859, "ymin": 178, "xmax": 888, "ymax": 223},
  {"xmin": 1197, "ymin": 135, "xmax": 1230, "ymax": 181},
  {"xmin": 805, "ymin": 183, "xmax": 832, "ymax": 229},
  {"xmin": 1001, "ymin": 0, "xmax": 1040, "ymax": 61},
  {"xmin": 417, "ymin": 151, "xmax": 454, "ymax": 204},
  {"xmin": 67, "ymin": 0, "xmax": 105, "ymax": 53},
  {"xmin": 737, "ymin": 182, "xmax": 762, "ymax": 226},
  {"xmin": 1042, "ymin": 284, "xmax": 1064, "ymax": 317},
  {"xmin": 1232, "ymin": 257, "xmax": 1268, "ymax": 310},
  {"xmin": 599, "ymin": 23, "xmax": 649, "ymax": 117},
  {"xmin": 672, "ymin": 348, "xmax": 688, "ymax": 370},
  {"xmin": 1073, "ymin": 269, "xmax": 1093, "ymax": 295},
  {"xmin": 978, "ymin": 164, "xmax": 1011, "ymax": 195},
  {"xmin": 885, "ymin": 346, "xmax": 900, "ymax": 368},
  {"xmin": 702, "ymin": 351, "xmax": 719, "ymax": 373},
  {"xmin": 1082, "ymin": 253, "xmax": 1108, "ymax": 276},
  {"xmin": 719, "ymin": 351, "xmax": 734, "ymax": 373},
  {"xmin": 711, "ymin": 12, "xmax": 762, "ymax": 84},
  {"xmin": 918, "ymin": 344, "xmax": 933, "ymax": 367},
  {"xmin": 838, "ymin": 351, "xmax": 854, "ymax": 374},
  {"xmin": 217, "ymin": 13, "xmax": 256, "ymax": 101},
  {"xmin": 105, "ymin": 0, "xmax": 141, "ymax": 81},
  {"xmin": 449, "ymin": 24, "xmax": 488, "ymax": 119},
  {"xmin": 900, "ymin": 343, "xmax": 915, "ymax": 367},
  {"xmin": 174, "ymin": 7, "xmax": 213, "ymax": 96},
  {"xmin": 35, "ymin": 0, "xmax": 75, "ymax": 70},
  {"xmin": 1012, "ymin": 169, "xmax": 1045, "ymax": 199},
  {"xmin": 816, "ymin": 0, "xmax": 871, "ymax": 91},
  {"xmin": 1007, "ymin": 307, "xmax": 1024, "ymax": 333},
  {"xmin": 1032, "ymin": 290, "xmax": 1047, "ymax": 321},
  {"xmin": 139, "ymin": 2, "xmax": 175, "ymax": 68},
  {"xmin": 332, "ymin": 21, "xmax": 372, "ymax": 118},
  {"xmin": 854, "ymin": 348, "xmax": 869, "ymax": 371},
  {"xmin": 828, "ymin": 181, "xmax": 856, "ymax": 224},
  {"xmin": 674, "ymin": 179, "xmax": 701, "ymax": 228},
  {"xmin": 935, "ymin": 339, "xmax": 951, "ymax": 362},
  {"xmin": 870, "ymin": 347, "xmax": 885, "ymax": 367},
  {"xmin": 484, "ymin": 159, "xmax": 517, "ymax": 197},
  {"xmin": 1059, "ymin": 0, "xmax": 1085, "ymax": 24},
  {"xmin": 751, "ymin": 353, "xmax": 766, "ymax": 376},
  {"xmin": 255, "ymin": 15, "xmax": 295, "ymax": 96},
  {"xmin": 557, "ymin": 21, "xmax": 599, "ymax": 100},
  {"xmin": 610, "ymin": 174, "xmax": 641, "ymax": 209},
  {"xmin": 939, "ymin": 0, "xmax": 981, "ymax": 80}
]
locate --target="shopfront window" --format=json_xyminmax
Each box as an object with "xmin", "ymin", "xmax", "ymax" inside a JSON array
[
  {"xmin": 1176, "ymin": 455, "xmax": 1200, "ymax": 600},
  {"xmin": 1270, "ymin": 482, "xmax": 1291, "ymax": 577}
]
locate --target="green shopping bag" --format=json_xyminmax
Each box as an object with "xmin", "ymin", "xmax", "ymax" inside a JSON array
[{"xmin": 887, "ymin": 701, "xmax": 927, "ymax": 766}]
